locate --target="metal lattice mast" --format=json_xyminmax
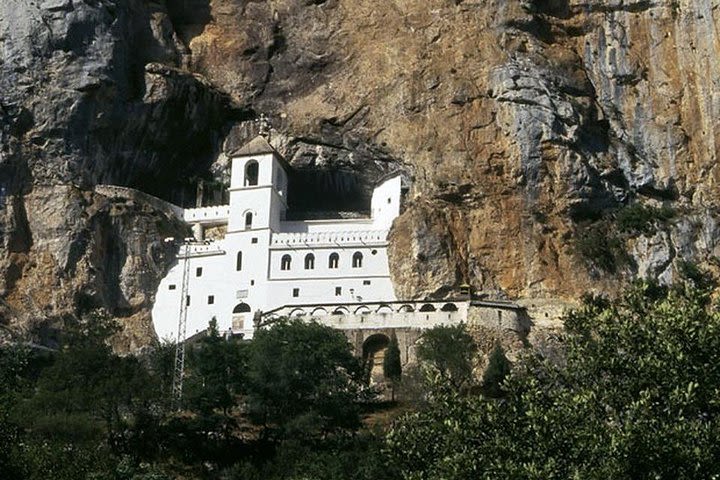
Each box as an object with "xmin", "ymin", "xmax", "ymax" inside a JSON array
[{"xmin": 171, "ymin": 245, "xmax": 192, "ymax": 408}]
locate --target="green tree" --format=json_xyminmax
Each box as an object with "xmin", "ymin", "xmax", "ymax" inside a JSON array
[
  {"xmin": 10, "ymin": 311, "xmax": 164, "ymax": 478},
  {"xmin": 147, "ymin": 338, "xmax": 176, "ymax": 411},
  {"xmin": 247, "ymin": 319, "xmax": 364, "ymax": 438},
  {"xmin": 481, "ymin": 343, "xmax": 511, "ymax": 398},
  {"xmin": 0, "ymin": 344, "xmax": 30, "ymax": 479},
  {"xmin": 184, "ymin": 317, "xmax": 248, "ymax": 417},
  {"xmin": 386, "ymin": 279, "xmax": 720, "ymax": 479},
  {"xmin": 383, "ymin": 333, "xmax": 402, "ymax": 401},
  {"xmin": 416, "ymin": 324, "xmax": 476, "ymax": 391}
]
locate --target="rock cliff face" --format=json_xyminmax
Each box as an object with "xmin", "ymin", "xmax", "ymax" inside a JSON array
[
  {"xmin": 2, "ymin": 0, "xmax": 719, "ymax": 347},
  {"xmin": 174, "ymin": 0, "xmax": 720, "ymax": 299}
]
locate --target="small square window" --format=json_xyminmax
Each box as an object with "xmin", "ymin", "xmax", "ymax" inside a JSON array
[
  {"xmin": 293, "ymin": 288, "xmax": 300, "ymax": 298},
  {"xmin": 169, "ymin": 284, "xmax": 176, "ymax": 290},
  {"xmin": 208, "ymin": 295, "xmax": 214, "ymax": 305},
  {"xmin": 196, "ymin": 267, "xmax": 203, "ymax": 277},
  {"xmin": 363, "ymin": 280, "xmax": 371, "ymax": 286},
  {"xmin": 335, "ymin": 287, "xmax": 342, "ymax": 296},
  {"xmin": 251, "ymin": 237, "xmax": 258, "ymax": 244}
]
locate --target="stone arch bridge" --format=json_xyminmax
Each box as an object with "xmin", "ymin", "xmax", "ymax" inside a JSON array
[{"xmin": 259, "ymin": 299, "xmax": 528, "ymax": 380}]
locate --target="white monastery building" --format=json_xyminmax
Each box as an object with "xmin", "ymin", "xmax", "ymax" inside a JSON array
[{"xmin": 152, "ymin": 136, "xmax": 403, "ymax": 340}]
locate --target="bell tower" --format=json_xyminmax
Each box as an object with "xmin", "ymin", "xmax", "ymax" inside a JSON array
[{"xmin": 227, "ymin": 135, "xmax": 288, "ymax": 232}]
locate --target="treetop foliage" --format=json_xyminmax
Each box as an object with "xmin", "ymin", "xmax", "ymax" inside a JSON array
[
  {"xmin": 481, "ymin": 343, "xmax": 510, "ymax": 398},
  {"xmin": 416, "ymin": 324, "xmax": 476, "ymax": 391},
  {"xmin": 247, "ymin": 319, "xmax": 364, "ymax": 437},
  {"xmin": 386, "ymin": 278, "xmax": 720, "ymax": 479}
]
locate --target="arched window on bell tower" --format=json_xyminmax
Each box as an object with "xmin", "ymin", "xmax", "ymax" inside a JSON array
[{"xmin": 244, "ymin": 160, "xmax": 259, "ymax": 186}]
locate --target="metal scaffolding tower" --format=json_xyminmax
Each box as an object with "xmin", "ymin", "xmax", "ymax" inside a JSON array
[{"xmin": 171, "ymin": 244, "xmax": 192, "ymax": 408}]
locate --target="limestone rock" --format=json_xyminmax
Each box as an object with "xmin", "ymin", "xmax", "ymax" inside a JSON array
[
  {"xmin": 0, "ymin": 0, "xmax": 228, "ymax": 346},
  {"xmin": 0, "ymin": 186, "xmax": 187, "ymax": 350},
  {"xmin": 3, "ymin": 0, "xmax": 720, "ymax": 349}
]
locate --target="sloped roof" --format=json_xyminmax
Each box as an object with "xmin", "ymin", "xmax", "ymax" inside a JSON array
[
  {"xmin": 231, "ymin": 135, "xmax": 276, "ymax": 157},
  {"xmin": 374, "ymin": 170, "xmax": 404, "ymax": 187}
]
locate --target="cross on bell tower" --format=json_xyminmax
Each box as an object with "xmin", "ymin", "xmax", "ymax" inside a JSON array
[{"xmin": 256, "ymin": 113, "xmax": 271, "ymax": 139}]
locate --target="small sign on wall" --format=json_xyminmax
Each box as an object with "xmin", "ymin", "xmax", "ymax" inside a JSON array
[{"xmin": 236, "ymin": 289, "xmax": 248, "ymax": 299}]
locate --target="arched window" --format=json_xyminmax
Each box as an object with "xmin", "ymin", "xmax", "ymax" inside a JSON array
[
  {"xmin": 377, "ymin": 304, "xmax": 393, "ymax": 314},
  {"xmin": 232, "ymin": 303, "xmax": 251, "ymax": 330},
  {"xmin": 281, "ymin": 254, "xmax": 292, "ymax": 270},
  {"xmin": 328, "ymin": 252, "xmax": 339, "ymax": 269},
  {"xmin": 352, "ymin": 251, "xmax": 363, "ymax": 268},
  {"xmin": 245, "ymin": 212, "xmax": 253, "ymax": 230},
  {"xmin": 419, "ymin": 304, "xmax": 436, "ymax": 312},
  {"xmin": 244, "ymin": 160, "xmax": 259, "ymax": 186},
  {"xmin": 236, "ymin": 251, "xmax": 243, "ymax": 271},
  {"xmin": 233, "ymin": 303, "xmax": 251, "ymax": 313},
  {"xmin": 304, "ymin": 253, "xmax": 315, "ymax": 270}
]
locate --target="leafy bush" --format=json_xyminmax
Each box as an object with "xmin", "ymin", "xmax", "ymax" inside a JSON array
[
  {"xmin": 481, "ymin": 343, "xmax": 511, "ymax": 398},
  {"xmin": 616, "ymin": 203, "xmax": 675, "ymax": 235},
  {"xmin": 574, "ymin": 203, "xmax": 676, "ymax": 274},
  {"xmin": 416, "ymin": 324, "xmax": 477, "ymax": 391},
  {"xmin": 383, "ymin": 333, "xmax": 402, "ymax": 401},
  {"xmin": 573, "ymin": 220, "xmax": 629, "ymax": 273}
]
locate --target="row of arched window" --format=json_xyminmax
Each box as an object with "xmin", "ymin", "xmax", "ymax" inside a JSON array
[
  {"xmin": 281, "ymin": 302, "xmax": 460, "ymax": 318},
  {"xmin": 281, "ymin": 251, "xmax": 363, "ymax": 271},
  {"xmin": 235, "ymin": 250, "xmax": 366, "ymax": 272}
]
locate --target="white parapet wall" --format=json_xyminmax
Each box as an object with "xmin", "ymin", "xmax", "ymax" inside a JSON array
[
  {"xmin": 94, "ymin": 185, "xmax": 184, "ymax": 219},
  {"xmin": 270, "ymin": 230, "xmax": 389, "ymax": 247},
  {"xmin": 261, "ymin": 300, "xmax": 471, "ymax": 331},
  {"xmin": 178, "ymin": 242, "xmax": 227, "ymax": 258},
  {"xmin": 183, "ymin": 205, "xmax": 231, "ymax": 224}
]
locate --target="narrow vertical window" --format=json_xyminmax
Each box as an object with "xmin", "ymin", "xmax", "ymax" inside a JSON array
[
  {"xmin": 352, "ymin": 251, "xmax": 363, "ymax": 268},
  {"xmin": 196, "ymin": 267, "xmax": 203, "ymax": 277},
  {"xmin": 244, "ymin": 160, "xmax": 259, "ymax": 186},
  {"xmin": 236, "ymin": 251, "xmax": 243, "ymax": 271},
  {"xmin": 281, "ymin": 254, "xmax": 292, "ymax": 271},
  {"xmin": 335, "ymin": 287, "xmax": 342, "ymax": 296},
  {"xmin": 304, "ymin": 253, "xmax": 315, "ymax": 270},
  {"xmin": 208, "ymin": 295, "xmax": 214, "ymax": 304},
  {"xmin": 328, "ymin": 252, "xmax": 339, "ymax": 269},
  {"xmin": 293, "ymin": 288, "xmax": 300, "ymax": 297},
  {"xmin": 245, "ymin": 212, "xmax": 253, "ymax": 230}
]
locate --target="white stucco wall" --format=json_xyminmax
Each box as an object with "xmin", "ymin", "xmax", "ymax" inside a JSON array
[{"xmin": 151, "ymin": 144, "xmax": 404, "ymax": 342}]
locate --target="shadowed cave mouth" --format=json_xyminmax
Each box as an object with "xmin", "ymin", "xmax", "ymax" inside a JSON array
[
  {"xmin": 161, "ymin": 164, "xmax": 405, "ymax": 219},
  {"xmin": 285, "ymin": 168, "xmax": 371, "ymax": 219}
]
